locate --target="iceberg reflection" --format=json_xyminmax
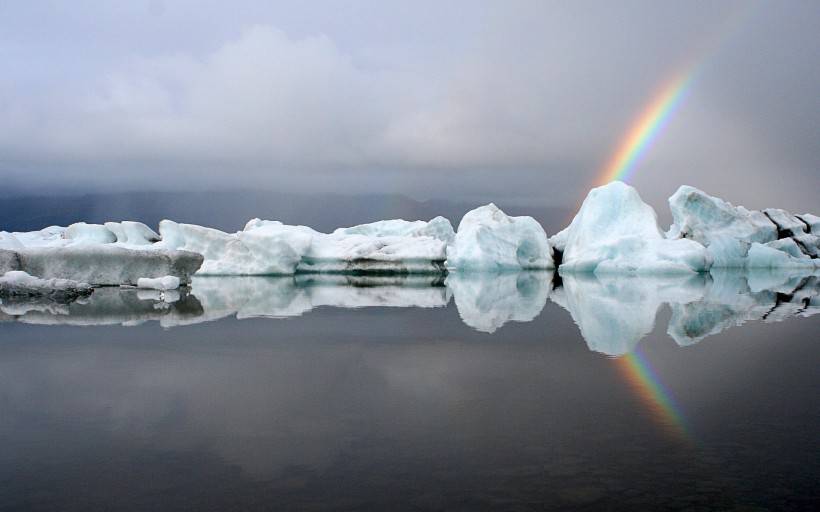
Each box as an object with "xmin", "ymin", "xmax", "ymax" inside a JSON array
[
  {"xmin": 446, "ymin": 271, "xmax": 552, "ymax": 333},
  {"xmin": 551, "ymin": 273, "xmax": 706, "ymax": 356},
  {"xmin": 1, "ymin": 270, "xmax": 816, "ymax": 352}
]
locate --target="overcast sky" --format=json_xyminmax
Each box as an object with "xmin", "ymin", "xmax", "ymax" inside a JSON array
[{"xmin": 0, "ymin": 0, "xmax": 818, "ymax": 212}]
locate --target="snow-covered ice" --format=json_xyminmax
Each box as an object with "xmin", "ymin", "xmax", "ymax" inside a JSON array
[
  {"xmin": 104, "ymin": 221, "xmax": 161, "ymax": 246},
  {"xmin": 446, "ymin": 204, "xmax": 553, "ymax": 271},
  {"xmin": 559, "ymin": 182, "xmax": 710, "ymax": 274}
]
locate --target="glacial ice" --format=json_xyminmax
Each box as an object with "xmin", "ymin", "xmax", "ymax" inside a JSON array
[
  {"xmin": 159, "ymin": 220, "xmax": 315, "ymax": 275},
  {"xmin": 668, "ymin": 186, "xmax": 777, "ymax": 246},
  {"xmin": 159, "ymin": 217, "xmax": 451, "ymax": 276},
  {"xmin": 4, "ymin": 246, "xmax": 202, "ymax": 286},
  {"xmin": 2, "ymin": 182, "xmax": 817, "ymax": 290},
  {"xmin": 799, "ymin": 213, "xmax": 820, "ymax": 233},
  {"xmin": 746, "ymin": 243, "xmax": 817, "ymax": 269},
  {"xmin": 559, "ymin": 182, "xmax": 710, "ymax": 274},
  {"xmin": 666, "ymin": 185, "xmax": 818, "ymax": 269},
  {"xmin": 446, "ymin": 204, "xmax": 553, "ymax": 271}
]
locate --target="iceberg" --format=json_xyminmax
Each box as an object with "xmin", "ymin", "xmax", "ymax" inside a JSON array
[
  {"xmin": 136, "ymin": 275, "xmax": 181, "ymax": 290},
  {"xmin": 668, "ymin": 186, "xmax": 778, "ymax": 246},
  {"xmin": 446, "ymin": 204, "xmax": 553, "ymax": 271},
  {"xmin": 3, "ymin": 182, "xmax": 816, "ymax": 287},
  {"xmin": 159, "ymin": 220, "xmax": 315, "ymax": 275},
  {"xmin": 446, "ymin": 271, "xmax": 551, "ymax": 333},
  {"xmin": 668, "ymin": 186, "xmax": 818, "ymax": 268},
  {"xmin": 1, "ymin": 246, "xmax": 202, "ymax": 286},
  {"xmin": 0, "ymin": 270, "xmax": 92, "ymax": 301},
  {"xmin": 559, "ymin": 182, "xmax": 710, "ymax": 274},
  {"xmin": 159, "ymin": 217, "xmax": 450, "ymax": 276},
  {"xmin": 1, "ymin": 221, "xmax": 203, "ymax": 286}
]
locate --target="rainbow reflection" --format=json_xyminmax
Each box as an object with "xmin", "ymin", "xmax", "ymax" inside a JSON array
[{"xmin": 614, "ymin": 348, "xmax": 690, "ymax": 442}]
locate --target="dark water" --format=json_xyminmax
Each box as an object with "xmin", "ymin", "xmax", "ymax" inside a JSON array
[{"xmin": 0, "ymin": 272, "xmax": 818, "ymax": 511}]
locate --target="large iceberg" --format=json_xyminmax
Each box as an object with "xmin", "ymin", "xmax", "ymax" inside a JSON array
[
  {"xmin": 446, "ymin": 204, "xmax": 553, "ymax": 271},
  {"xmin": 160, "ymin": 217, "xmax": 453, "ymax": 275},
  {"xmin": 559, "ymin": 182, "xmax": 710, "ymax": 274},
  {"xmin": 1, "ymin": 221, "xmax": 203, "ymax": 286},
  {"xmin": 1, "ymin": 246, "xmax": 203, "ymax": 286},
  {"xmin": 667, "ymin": 186, "xmax": 818, "ymax": 268}
]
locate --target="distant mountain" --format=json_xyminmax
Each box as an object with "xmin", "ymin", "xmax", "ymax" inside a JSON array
[{"xmin": 0, "ymin": 190, "xmax": 573, "ymax": 235}]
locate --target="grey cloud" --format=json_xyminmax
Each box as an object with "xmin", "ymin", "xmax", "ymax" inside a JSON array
[{"xmin": 0, "ymin": 1, "xmax": 817, "ymax": 212}]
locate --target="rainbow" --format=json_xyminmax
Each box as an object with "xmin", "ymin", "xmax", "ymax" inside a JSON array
[
  {"xmin": 615, "ymin": 348, "xmax": 690, "ymax": 442},
  {"xmin": 595, "ymin": 72, "xmax": 693, "ymax": 185}
]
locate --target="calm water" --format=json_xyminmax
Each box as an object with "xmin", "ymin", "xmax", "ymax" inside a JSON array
[{"xmin": 0, "ymin": 271, "xmax": 818, "ymax": 511}]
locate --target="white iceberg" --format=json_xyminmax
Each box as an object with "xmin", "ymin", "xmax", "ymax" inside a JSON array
[
  {"xmin": 0, "ymin": 270, "xmax": 92, "ymax": 298},
  {"xmin": 559, "ymin": 182, "xmax": 710, "ymax": 274},
  {"xmin": 446, "ymin": 271, "xmax": 551, "ymax": 333},
  {"xmin": 446, "ymin": 204, "xmax": 552, "ymax": 271},
  {"xmin": 137, "ymin": 275, "xmax": 181, "ymax": 290},
  {"xmin": 159, "ymin": 217, "xmax": 449, "ymax": 276}
]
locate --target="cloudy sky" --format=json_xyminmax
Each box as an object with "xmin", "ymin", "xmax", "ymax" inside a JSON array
[{"xmin": 1, "ymin": 0, "xmax": 818, "ymax": 212}]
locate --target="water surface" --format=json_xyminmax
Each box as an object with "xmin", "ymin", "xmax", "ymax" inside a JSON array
[{"xmin": 0, "ymin": 271, "xmax": 817, "ymax": 511}]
